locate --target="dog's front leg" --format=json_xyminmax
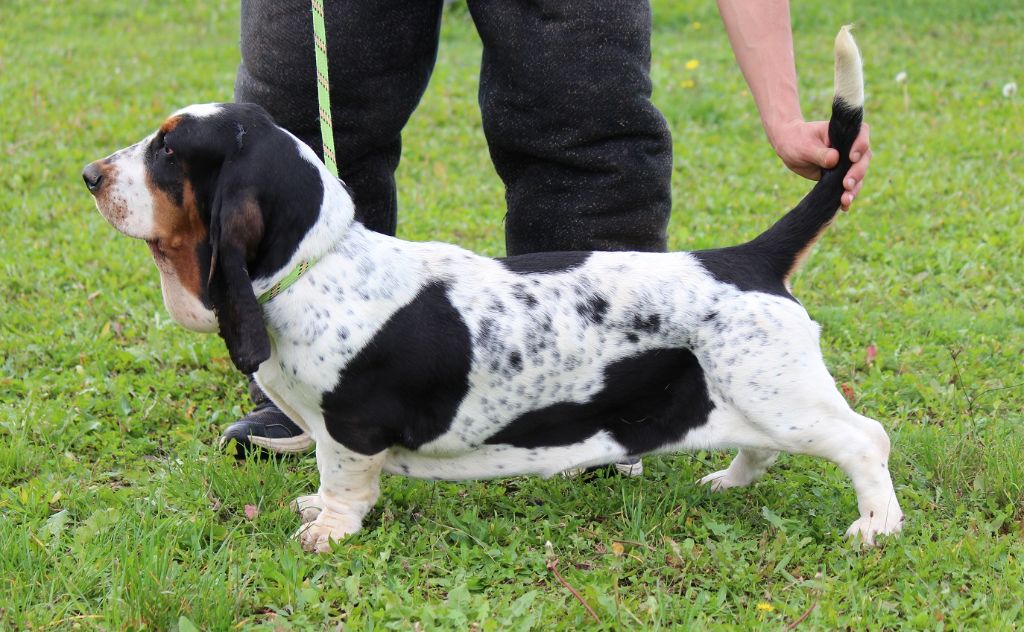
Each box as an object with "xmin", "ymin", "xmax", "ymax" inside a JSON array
[{"xmin": 295, "ymin": 438, "xmax": 386, "ymax": 553}]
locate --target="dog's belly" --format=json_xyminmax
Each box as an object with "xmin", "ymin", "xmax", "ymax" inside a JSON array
[
  {"xmin": 381, "ymin": 386, "xmax": 742, "ymax": 481},
  {"xmin": 382, "ymin": 432, "xmax": 624, "ymax": 479}
]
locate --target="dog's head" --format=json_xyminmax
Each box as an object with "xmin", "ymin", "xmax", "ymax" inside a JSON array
[{"xmin": 84, "ymin": 103, "xmax": 348, "ymax": 373}]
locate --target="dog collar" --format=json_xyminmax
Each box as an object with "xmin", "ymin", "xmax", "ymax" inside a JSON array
[{"xmin": 257, "ymin": 257, "xmax": 319, "ymax": 305}]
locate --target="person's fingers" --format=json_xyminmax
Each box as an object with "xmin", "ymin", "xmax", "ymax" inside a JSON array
[
  {"xmin": 841, "ymin": 192, "xmax": 854, "ymax": 210},
  {"xmin": 849, "ymin": 122, "xmax": 870, "ymax": 162},
  {"xmin": 793, "ymin": 165, "xmax": 821, "ymax": 180},
  {"xmin": 840, "ymin": 149, "xmax": 870, "ymax": 210},
  {"xmin": 843, "ymin": 148, "xmax": 871, "ymax": 189},
  {"xmin": 815, "ymin": 120, "xmax": 832, "ymax": 145},
  {"xmin": 846, "ymin": 149, "xmax": 870, "ymax": 184}
]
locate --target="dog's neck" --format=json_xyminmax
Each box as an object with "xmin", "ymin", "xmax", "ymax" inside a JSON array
[
  {"xmin": 256, "ymin": 200, "xmax": 425, "ymax": 385},
  {"xmin": 250, "ymin": 160, "xmax": 357, "ymax": 300}
]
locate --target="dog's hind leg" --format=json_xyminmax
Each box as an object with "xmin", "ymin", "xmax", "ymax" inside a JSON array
[
  {"xmin": 699, "ymin": 448, "xmax": 779, "ymax": 491},
  {"xmin": 732, "ymin": 386, "xmax": 903, "ymax": 545},
  {"xmin": 694, "ymin": 308, "xmax": 903, "ymax": 543},
  {"xmin": 294, "ymin": 437, "xmax": 386, "ymax": 553},
  {"xmin": 829, "ymin": 410, "xmax": 904, "ymax": 544}
]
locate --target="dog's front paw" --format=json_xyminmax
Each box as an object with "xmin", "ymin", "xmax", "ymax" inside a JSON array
[
  {"xmin": 845, "ymin": 509, "xmax": 905, "ymax": 546},
  {"xmin": 294, "ymin": 509, "xmax": 362, "ymax": 553},
  {"xmin": 290, "ymin": 494, "xmax": 323, "ymax": 524}
]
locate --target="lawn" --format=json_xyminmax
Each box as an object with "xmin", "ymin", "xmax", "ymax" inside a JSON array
[{"xmin": 1, "ymin": 0, "xmax": 1022, "ymax": 629}]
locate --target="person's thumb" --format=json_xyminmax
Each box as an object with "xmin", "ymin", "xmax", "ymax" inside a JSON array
[{"xmin": 815, "ymin": 146, "xmax": 839, "ymax": 169}]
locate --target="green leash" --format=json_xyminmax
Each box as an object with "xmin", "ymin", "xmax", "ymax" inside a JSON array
[
  {"xmin": 257, "ymin": 0, "xmax": 337, "ymax": 306},
  {"xmin": 310, "ymin": 0, "xmax": 339, "ymax": 177},
  {"xmin": 257, "ymin": 259, "xmax": 317, "ymax": 305}
]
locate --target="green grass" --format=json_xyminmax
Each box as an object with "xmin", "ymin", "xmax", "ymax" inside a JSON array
[{"xmin": 2, "ymin": 0, "xmax": 1022, "ymax": 628}]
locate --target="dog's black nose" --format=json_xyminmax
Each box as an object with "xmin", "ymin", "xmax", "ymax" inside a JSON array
[{"xmin": 82, "ymin": 162, "xmax": 104, "ymax": 193}]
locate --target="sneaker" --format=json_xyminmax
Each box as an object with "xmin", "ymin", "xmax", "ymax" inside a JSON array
[
  {"xmin": 613, "ymin": 457, "xmax": 644, "ymax": 477},
  {"xmin": 561, "ymin": 457, "xmax": 644, "ymax": 479},
  {"xmin": 219, "ymin": 380, "xmax": 314, "ymax": 458}
]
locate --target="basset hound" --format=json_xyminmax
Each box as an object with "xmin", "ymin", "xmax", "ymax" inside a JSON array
[{"xmin": 85, "ymin": 27, "xmax": 902, "ymax": 551}]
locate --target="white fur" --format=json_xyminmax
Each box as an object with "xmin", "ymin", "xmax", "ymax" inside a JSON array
[
  {"xmin": 835, "ymin": 25, "xmax": 864, "ymax": 107},
  {"xmin": 173, "ymin": 103, "xmax": 223, "ymax": 119},
  {"xmin": 155, "ymin": 259, "xmax": 218, "ymax": 332},
  {"xmin": 92, "ymin": 136, "xmax": 158, "ymax": 240}
]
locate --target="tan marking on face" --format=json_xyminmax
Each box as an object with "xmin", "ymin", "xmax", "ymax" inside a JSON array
[
  {"xmin": 141, "ymin": 169, "xmax": 217, "ymax": 331},
  {"xmin": 146, "ymin": 176, "xmax": 207, "ymax": 299},
  {"xmin": 159, "ymin": 116, "xmax": 182, "ymax": 135}
]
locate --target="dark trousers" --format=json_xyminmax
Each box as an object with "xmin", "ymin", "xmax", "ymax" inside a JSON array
[{"xmin": 235, "ymin": 0, "xmax": 672, "ymax": 255}]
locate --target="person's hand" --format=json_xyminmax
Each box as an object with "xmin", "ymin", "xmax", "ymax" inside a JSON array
[{"xmin": 767, "ymin": 118, "xmax": 871, "ymax": 210}]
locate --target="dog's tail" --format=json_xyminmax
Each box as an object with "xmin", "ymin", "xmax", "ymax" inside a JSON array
[{"xmin": 700, "ymin": 26, "xmax": 864, "ymax": 291}]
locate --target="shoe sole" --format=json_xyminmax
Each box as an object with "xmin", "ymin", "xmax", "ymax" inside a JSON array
[
  {"xmin": 561, "ymin": 460, "xmax": 644, "ymax": 479},
  {"xmin": 614, "ymin": 460, "xmax": 644, "ymax": 477},
  {"xmin": 220, "ymin": 432, "xmax": 315, "ymax": 455}
]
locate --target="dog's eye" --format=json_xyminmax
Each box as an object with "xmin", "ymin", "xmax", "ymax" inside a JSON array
[{"xmin": 163, "ymin": 144, "xmax": 174, "ymax": 156}]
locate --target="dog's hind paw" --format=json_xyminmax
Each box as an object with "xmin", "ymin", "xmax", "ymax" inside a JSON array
[
  {"xmin": 845, "ymin": 510, "xmax": 905, "ymax": 547},
  {"xmin": 290, "ymin": 494, "xmax": 323, "ymax": 524},
  {"xmin": 698, "ymin": 469, "xmax": 750, "ymax": 492},
  {"xmin": 698, "ymin": 450, "xmax": 778, "ymax": 492}
]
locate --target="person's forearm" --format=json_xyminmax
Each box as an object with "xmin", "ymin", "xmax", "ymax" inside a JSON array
[{"xmin": 717, "ymin": 0, "xmax": 802, "ymax": 147}]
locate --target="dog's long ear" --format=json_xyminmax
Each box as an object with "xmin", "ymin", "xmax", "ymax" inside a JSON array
[{"xmin": 206, "ymin": 179, "xmax": 271, "ymax": 375}]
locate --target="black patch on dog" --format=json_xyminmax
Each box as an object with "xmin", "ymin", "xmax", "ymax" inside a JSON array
[
  {"xmin": 631, "ymin": 312, "xmax": 661, "ymax": 333},
  {"xmin": 508, "ymin": 351, "xmax": 523, "ymax": 372},
  {"xmin": 321, "ymin": 282, "xmax": 472, "ymax": 455},
  {"xmin": 485, "ymin": 348, "xmax": 715, "ymax": 454},
  {"xmin": 498, "ymin": 250, "xmax": 592, "ymax": 274},
  {"xmin": 576, "ymin": 294, "xmax": 609, "ymax": 324},
  {"xmin": 511, "ymin": 284, "xmax": 539, "ymax": 308},
  {"xmin": 693, "ymin": 248, "xmax": 796, "ymax": 301}
]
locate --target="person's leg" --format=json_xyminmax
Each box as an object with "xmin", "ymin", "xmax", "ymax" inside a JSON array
[
  {"xmin": 469, "ymin": 0, "xmax": 672, "ymax": 475},
  {"xmin": 467, "ymin": 0, "xmax": 672, "ymax": 256},
  {"xmin": 235, "ymin": 0, "xmax": 444, "ymax": 234},
  {"xmin": 225, "ymin": 0, "xmax": 444, "ymax": 456}
]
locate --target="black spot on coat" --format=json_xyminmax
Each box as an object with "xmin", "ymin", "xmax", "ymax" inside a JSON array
[
  {"xmin": 486, "ymin": 348, "xmax": 715, "ymax": 455},
  {"xmin": 320, "ymin": 283, "xmax": 472, "ymax": 454}
]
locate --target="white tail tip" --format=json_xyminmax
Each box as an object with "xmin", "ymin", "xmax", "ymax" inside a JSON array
[{"xmin": 834, "ymin": 25, "xmax": 864, "ymax": 107}]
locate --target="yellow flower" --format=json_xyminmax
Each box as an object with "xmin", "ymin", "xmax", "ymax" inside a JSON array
[
  {"xmin": 680, "ymin": 79, "xmax": 696, "ymax": 89},
  {"xmin": 756, "ymin": 603, "xmax": 775, "ymax": 612},
  {"xmin": 686, "ymin": 59, "xmax": 700, "ymax": 70},
  {"xmin": 691, "ymin": 21, "xmax": 702, "ymax": 30}
]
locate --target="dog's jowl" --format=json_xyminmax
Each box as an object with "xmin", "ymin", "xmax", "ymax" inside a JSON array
[{"xmin": 86, "ymin": 27, "xmax": 903, "ymax": 552}]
